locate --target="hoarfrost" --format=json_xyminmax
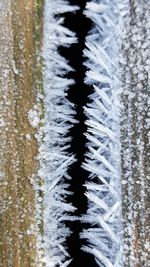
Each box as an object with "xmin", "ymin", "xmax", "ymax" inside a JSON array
[
  {"xmin": 38, "ymin": 1, "xmax": 79, "ymax": 266},
  {"xmin": 81, "ymin": 1, "xmax": 125, "ymax": 266}
]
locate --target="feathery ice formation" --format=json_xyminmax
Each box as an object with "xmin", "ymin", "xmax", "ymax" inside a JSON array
[
  {"xmin": 81, "ymin": 1, "xmax": 125, "ymax": 266},
  {"xmin": 39, "ymin": 1, "xmax": 79, "ymax": 266}
]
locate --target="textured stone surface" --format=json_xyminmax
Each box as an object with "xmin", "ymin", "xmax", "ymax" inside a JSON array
[
  {"xmin": 120, "ymin": 1, "xmax": 150, "ymax": 266},
  {"xmin": 0, "ymin": 1, "xmax": 44, "ymax": 266}
]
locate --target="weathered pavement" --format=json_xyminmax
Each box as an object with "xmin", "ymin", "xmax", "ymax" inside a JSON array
[{"xmin": 0, "ymin": 1, "xmax": 43, "ymax": 266}]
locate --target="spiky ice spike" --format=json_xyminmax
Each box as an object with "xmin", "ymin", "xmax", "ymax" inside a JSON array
[
  {"xmin": 39, "ymin": 1, "xmax": 79, "ymax": 266},
  {"xmin": 81, "ymin": 1, "xmax": 125, "ymax": 266}
]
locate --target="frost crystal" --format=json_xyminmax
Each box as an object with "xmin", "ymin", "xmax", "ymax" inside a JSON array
[
  {"xmin": 40, "ymin": 1, "xmax": 79, "ymax": 266},
  {"xmin": 81, "ymin": 1, "xmax": 124, "ymax": 266}
]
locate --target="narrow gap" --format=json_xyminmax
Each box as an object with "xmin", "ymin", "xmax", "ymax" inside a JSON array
[{"xmin": 59, "ymin": 1, "xmax": 98, "ymax": 266}]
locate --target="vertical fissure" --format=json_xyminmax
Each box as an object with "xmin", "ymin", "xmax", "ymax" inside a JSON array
[{"xmin": 59, "ymin": 1, "xmax": 98, "ymax": 266}]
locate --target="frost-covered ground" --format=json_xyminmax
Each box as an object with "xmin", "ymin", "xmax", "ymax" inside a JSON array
[
  {"xmin": 0, "ymin": 1, "xmax": 43, "ymax": 266},
  {"xmin": 120, "ymin": 1, "xmax": 150, "ymax": 266},
  {"xmin": 0, "ymin": 1, "xmax": 150, "ymax": 267}
]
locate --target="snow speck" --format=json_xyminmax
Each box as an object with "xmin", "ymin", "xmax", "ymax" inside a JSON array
[{"xmin": 28, "ymin": 109, "xmax": 40, "ymax": 128}]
